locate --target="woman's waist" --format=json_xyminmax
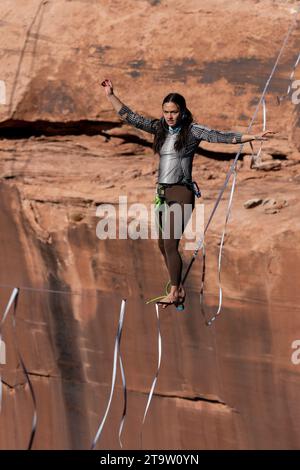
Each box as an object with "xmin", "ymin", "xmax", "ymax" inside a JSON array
[
  {"xmin": 157, "ymin": 181, "xmax": 201, "ymax": 198},
  {"xmin": 156, "ymin": 181, "xmax": 193, "ymax": 198},
  {"xmin": 157, "ymin": 182, "xmax": 191, "ymax": 189}
]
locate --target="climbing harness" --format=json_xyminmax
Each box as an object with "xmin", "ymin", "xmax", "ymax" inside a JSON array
[{"xmin": 191, "ymin": 180, "xmax": 201, "ymax": 198}]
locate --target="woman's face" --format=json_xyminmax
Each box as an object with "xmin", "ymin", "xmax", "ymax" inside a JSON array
[{"xmin": 162, "ymin": 102, "xmax": 180, "ymax": 127}]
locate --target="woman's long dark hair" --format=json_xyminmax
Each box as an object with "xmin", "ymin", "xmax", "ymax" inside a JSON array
[{"xmin": 153, "ymin": 93, "xmax": 193, "ymax": 154}]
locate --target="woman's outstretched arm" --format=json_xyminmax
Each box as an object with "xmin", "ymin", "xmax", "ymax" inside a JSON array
[
  {"xmin": 102, "ymin": 78, "xmax": 124, "ymax": 113},
  {"xmin": 101, "ymin": 78, "xmax": 158, "ymax": 134},
  {"xmin": 240, "ymin": 131, "xmax": 276, "ymax": 143},
  {"xmin": 191, "ymin": 123, "xmax": 276, "ymax": 144}
]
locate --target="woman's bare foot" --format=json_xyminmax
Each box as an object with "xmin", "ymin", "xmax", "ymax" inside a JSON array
[{"xmin": 157, "ymin": 286, "xmax": 180, "ymax": 309}]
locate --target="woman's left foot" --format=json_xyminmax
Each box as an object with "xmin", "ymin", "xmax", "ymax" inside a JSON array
[{"xmin": 157, "ymin": 291, "xmax": 180, "ymax": 309}]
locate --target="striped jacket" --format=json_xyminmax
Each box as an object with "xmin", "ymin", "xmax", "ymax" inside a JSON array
[{"xmin": 118, "ymin": 104, "xmax": 243, "ymax": 185}]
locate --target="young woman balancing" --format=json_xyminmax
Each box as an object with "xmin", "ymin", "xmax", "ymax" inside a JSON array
[{"xmin": 101, "ymin": 78, "xmax": 274, "ymax": 309}]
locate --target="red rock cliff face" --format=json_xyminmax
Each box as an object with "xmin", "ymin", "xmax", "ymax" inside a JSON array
[{"xmin": 0, "ymin": 0, "xmax": 300, "ymax": 450}]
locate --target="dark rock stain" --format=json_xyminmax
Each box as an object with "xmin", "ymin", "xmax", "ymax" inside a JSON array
[
  {"xmin": 128, "ymin": 70, "xmax": 141, "ymax": 78},
  {"xmin": 89, "ymin": 44, "xmax": 111, "ymax": 59},
  {"xmin": 127, "ymin": 59, "xmax": 146, "ymax": 78},
  {"xmin": 161, "ymin": 57, "xmax": 198, "ymax": 83},
  {"xmin": 38, "ymin": 241, "xmax": 88, "ymax": 449},
  {"xmin": 128, "ymin": 59, "xmax": 146, "ymax": 69},
  {"xmin": 200, "ymin": 57, "xmax": 290, "ymax": 93},
  {"xmin": 40, "ymin": 82, "xmax": 77, "ymax": 114},
  {"xmin": 15, "ymin": 80, "xmax": 77, "ymax": 115}
]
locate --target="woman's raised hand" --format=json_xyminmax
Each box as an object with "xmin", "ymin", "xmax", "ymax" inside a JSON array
[{"xmin": 101, "ymin": 78, "xmax": 114, "ymax": 96}]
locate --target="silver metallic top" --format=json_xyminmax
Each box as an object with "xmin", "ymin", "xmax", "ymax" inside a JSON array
[{"xmin": 118, "ymin": 104, "xmax": 243, "ymax": 185}]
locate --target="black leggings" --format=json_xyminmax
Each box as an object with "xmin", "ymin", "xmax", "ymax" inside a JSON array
[{"xmin": 157, "ymin": 184, "xmax": 195, "ymax": 285}]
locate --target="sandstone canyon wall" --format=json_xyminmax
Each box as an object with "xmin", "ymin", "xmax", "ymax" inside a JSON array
[{"xmin": 0, "ymin": 0, "xmax": 300, "ymax": 450}]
